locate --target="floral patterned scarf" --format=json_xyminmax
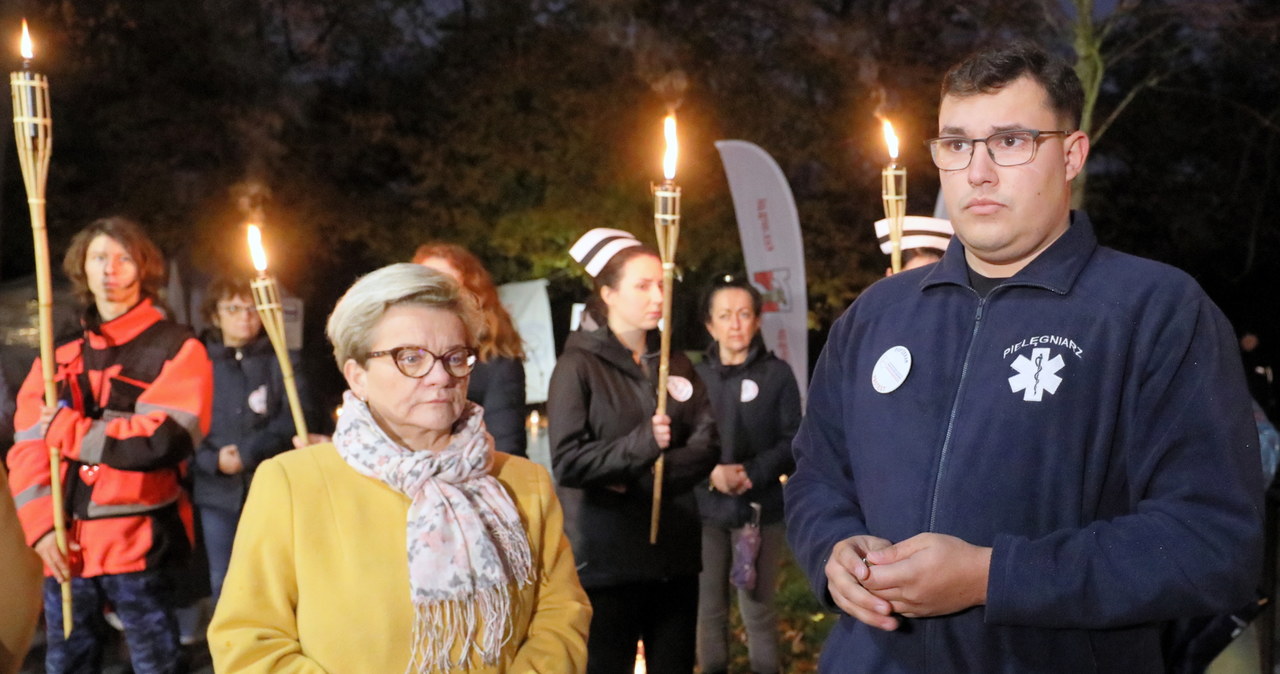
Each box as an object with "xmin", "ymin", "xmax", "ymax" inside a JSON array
[{"xmin": 333, "ymin": 391, "xmax": 533, "ymax": 672}]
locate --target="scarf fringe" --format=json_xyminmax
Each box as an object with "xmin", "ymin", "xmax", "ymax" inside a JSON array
[{"xmin": 407, "ymin": 583, "xmax": 521, "ymax": 673}]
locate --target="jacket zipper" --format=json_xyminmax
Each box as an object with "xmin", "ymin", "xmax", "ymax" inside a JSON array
[{"xmin": 928, "ymin": 293, "xmax": 986, "ymax": 532}]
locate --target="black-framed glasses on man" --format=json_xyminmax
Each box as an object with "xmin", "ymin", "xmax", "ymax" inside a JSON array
[
  {"xmin": 365, "ymin": 346, "xmax": 478, "ymax": 378},
  {"xmin": 924, "ymin": 129, "xmax": 1071, "ymax": 171}
]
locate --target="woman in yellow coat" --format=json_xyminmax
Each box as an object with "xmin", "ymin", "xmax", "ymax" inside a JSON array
[{"xmin": 208, "ymin": 263, "xmax": 590, "ymax": 673}]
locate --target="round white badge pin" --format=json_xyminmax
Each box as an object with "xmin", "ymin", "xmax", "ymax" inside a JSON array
[
  {"xmin": 740, "ymin": 379, "xmax": 759, "ymax": 403},
  {"xmin": 871, "ymin": 346, "xmax": 912, "ymax": 394},
  {"xmin": 667, "ymin": 375, "xmax": 693, "ymax": 402}
]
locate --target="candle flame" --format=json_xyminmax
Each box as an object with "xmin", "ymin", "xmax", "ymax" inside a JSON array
[
  {"xmin": 247, "ymin": 224, "xmax": 269, "ymax": 272},
  {"xmin": 662, "ymin": 114, "xmax": 678, "ymax": 180},
  {"xmin": 20, "ymin": 20, "xmax": 33, "ymax": 60},
  {"xmin": 882, "ymin": 119, "xmax": 899, "ymax": 161}
]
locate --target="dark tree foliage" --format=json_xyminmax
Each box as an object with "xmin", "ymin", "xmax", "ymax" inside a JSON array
[{"xmin": 1, "ymin": 0, "xmax": 1278, "ymax": 371}]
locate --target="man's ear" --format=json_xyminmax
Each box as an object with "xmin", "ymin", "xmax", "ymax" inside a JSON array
[
  {"xmin": 1063, "ymin": 130, "xmax": 1090, "ymax": 182},
  {"xmin": 342, "ymin": 359, "xmax": 367, "ymax": 400}
]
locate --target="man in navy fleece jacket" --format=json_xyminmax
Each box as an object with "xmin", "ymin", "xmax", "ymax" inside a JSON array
[{"xmin": 784, "ymin": 42, "xmax": 1262, "ymax": 673}]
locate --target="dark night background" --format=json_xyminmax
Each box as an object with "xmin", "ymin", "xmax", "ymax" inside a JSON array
[{"xmin": 2, "ymin": 0, "xmax": 1278, "ymax": 414}]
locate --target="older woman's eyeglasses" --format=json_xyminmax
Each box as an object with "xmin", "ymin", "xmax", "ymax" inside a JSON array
[
  {"xmin": 924, "ymin": 129, "xmax": 1070, "ymax": 171},
  {"xmin": 365, "ymin": 346, "xmax": 478, "ymax": 378}
]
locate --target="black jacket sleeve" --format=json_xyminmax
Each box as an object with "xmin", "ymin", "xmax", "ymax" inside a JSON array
[
  {"xmin": 548, "ymin": 355, "xmax": 662, "ymax": 489},
  {"xmin": 194, "ymin": 435, "xmax": 223, "ymax": 475},
  {"xmin": 478, "ymin": 357, "xmax": 528, "ymax": 457},
  {"xmin": 744, "ymin": 363, "xmax": 800, "ymax": 493},
  {"xmin": 239, "ymin": 351, "xmax": 308, "ymax": 472},
  {"xmin": 660, "ymin": 396, "xmax": 721, "ymax": 496}
]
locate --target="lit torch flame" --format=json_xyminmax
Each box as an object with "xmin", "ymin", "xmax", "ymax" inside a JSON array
[
  {"xmin": 662, "ymin": 114, "xmax": 678, "ymax": 181},
  {"xmin": 20, "ymin": 19, "xmax": 33, "ymax": 60},
  {"xmin": 882, "ymin": 119, "xmax": 899, "ymax": 162},
  {"xmin": 247, "ymin": 224, "xmax": 269, "ymax": 273}
]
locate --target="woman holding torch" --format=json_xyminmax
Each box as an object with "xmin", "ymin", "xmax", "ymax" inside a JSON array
[
  {"xmin": 6, "ymin": 217, "xmax": 213, "ymax": 674},
  {"xmin": 548, "ymin": 228, "xmax": 717, "ymax": 673},
  {"xmin": 191, "ymin": 275, "xmax": 312, "ymax": 605}
]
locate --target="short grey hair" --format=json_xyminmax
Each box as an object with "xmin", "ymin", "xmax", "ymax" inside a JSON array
[{"xmin": 325, "ymin": 263, "xmax": 483, "ymax": 368}]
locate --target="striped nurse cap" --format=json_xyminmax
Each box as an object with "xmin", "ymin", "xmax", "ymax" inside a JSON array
[
  {"xmin": 874, "ymin": 216, "xmax": 954, "ymax": 255},
  {"xmin": 569, "ymin": 228, "xmax": 642, "ymax": 277}
]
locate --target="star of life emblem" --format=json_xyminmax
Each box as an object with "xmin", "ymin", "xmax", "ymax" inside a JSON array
[{"xmin": 1008, "ymin": 347, "xmax": 1065, "ymax": 402}]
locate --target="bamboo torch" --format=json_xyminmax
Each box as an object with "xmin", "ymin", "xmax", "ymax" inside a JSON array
[
  {"xmin": 649, "ymin": 113, "xmax": 680, "ymax": 544},
  {"xmin": 881, "ymin": 120, "xmax": 907, "ymax": 274},
  {"xmin": 11, "ymin": 19, "xmax": 73, "ymax": 638},
  {"xmin": 245, "ymin": 224, "xmax": 309, "ymax": 441}
]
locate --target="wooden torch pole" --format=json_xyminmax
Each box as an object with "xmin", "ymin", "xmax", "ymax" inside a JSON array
[
  {"xmin": 12, "ymin": 23, "xmax": 73, "ymax": 637},
  {"xmin": 246, "ymin": 225, "xmax": 309, "ymax": 442},
  {"xmin": 650, "ymin": 113, "xmax": 681, "ymax": 543}
]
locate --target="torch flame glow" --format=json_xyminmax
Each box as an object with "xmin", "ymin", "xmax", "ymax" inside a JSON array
[
  {"xmin": 20, "ymin": 19, "xmax": 33, "ymax": 60},
  {"xmin": 247, "ymin": 224, "xmax": 269, "ymax": 272},
  {"xmin": 662, "ymin": 114, "xmax": 678, "ymax": 180},
  {"xmin": 882, "ymin": 119, "xmax": 899, "ymax": 161}
]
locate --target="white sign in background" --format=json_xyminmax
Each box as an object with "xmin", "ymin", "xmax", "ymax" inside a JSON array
[
  {"xmin": 498, "ymin": 279, "xmax": 556, "ymax": 404},
  {"xmin": 715, "ymin": 140, "xmax": 810, "ymax": 407}
]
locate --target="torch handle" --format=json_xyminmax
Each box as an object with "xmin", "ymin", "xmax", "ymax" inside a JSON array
[
  {"xmin": 279, "ymin": 358, "xmax": 309, "ymax": 442},
  {"xmin": 33, "ymin": 198, "xmax": 72, "ymax": 640},
  {"xmin": 27, "ymin": 200, "xmax": 57, "ymax": 406},
  {"xmin": 650, "ymin": 261, "xmax": 676, "ymax": 545},
  {"xmin": 14, "ymin": 64, "xmax": 70, "ymax": 637},
  {"xmin": 251, "ymin": 276, "xmax": 309, "ymax": 441},
  {"xmin": 47, "ymin": 445, "xmax": 72, "ymax": 637}
]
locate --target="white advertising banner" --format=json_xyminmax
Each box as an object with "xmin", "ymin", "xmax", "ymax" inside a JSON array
[
  {"xmin": 714, "ymin": 140, "xmax": 809, "ymax": 405},
  {"xmin": 498, "ymin": 278, "xmax": 556, "ymax": 404}
]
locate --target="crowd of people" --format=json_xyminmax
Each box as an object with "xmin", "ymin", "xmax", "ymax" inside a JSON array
[{"xmin": 0, "ymin": 41, "xmax": 1273, "ymax": 674}]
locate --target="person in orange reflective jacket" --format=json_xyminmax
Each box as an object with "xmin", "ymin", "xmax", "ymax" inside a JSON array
[{"xmin": 6, "ymin": 217, "xmax": 212, "ymax": 674}]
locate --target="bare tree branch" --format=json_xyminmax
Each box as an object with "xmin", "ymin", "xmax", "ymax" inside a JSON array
[
  {"xmin": 1091, "ymin": 72, "xmax": 1162, "ymax": 144},
  {"xmin": 1150, "ymin": 84, "xmax": 1280, "ymax": 135}
]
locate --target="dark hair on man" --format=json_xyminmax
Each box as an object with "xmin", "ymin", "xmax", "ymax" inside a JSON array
[
  {"xmin": 63, "ymin": 216, "xmax": 166, "ymax": 306},
  {"xmin": 584, "ymin": 244, "xmax": 661, "ymax": 326},
  {"xmin": 941, "ymin": 41, "xmax": 1084, "ymax": 130},
  {"xmin": 201, "ymin": 275, "xmax": 255, "ymax": 324},
  {"xmin": 700, "ymin": 274, "xmax": 763, "ymax": 324}
]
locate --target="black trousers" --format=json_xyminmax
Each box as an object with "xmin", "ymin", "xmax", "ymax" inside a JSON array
[{"xmin": 586, "ymin": 575, "xmax": 699, "ymax": 674}]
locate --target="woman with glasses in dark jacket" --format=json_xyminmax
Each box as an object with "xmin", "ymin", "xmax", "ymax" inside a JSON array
[
  {"xmin": 694, "ymin": 276, "xmax": 800, "ymax": 674},
  {"xmin": 191, "ymin": 276, "xmax": 311, "ymax": 604}
]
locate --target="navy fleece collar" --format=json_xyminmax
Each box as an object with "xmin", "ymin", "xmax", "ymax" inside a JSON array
[{"xmin": 923, "ymin": 210, "xmax": 1099, "ymax": 296}]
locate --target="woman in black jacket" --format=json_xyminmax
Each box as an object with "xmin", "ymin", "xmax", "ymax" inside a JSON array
[
  {"xmin": 192, "ymin": 277, "xmax": 310, "ymax": 603},
  {"xmin": 548, "ymin": 228, "xmax": 717, "ymax": 674},
  {"xmin": 694, "ymin": 276, "xmax": 800, "ymax": 674}
]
